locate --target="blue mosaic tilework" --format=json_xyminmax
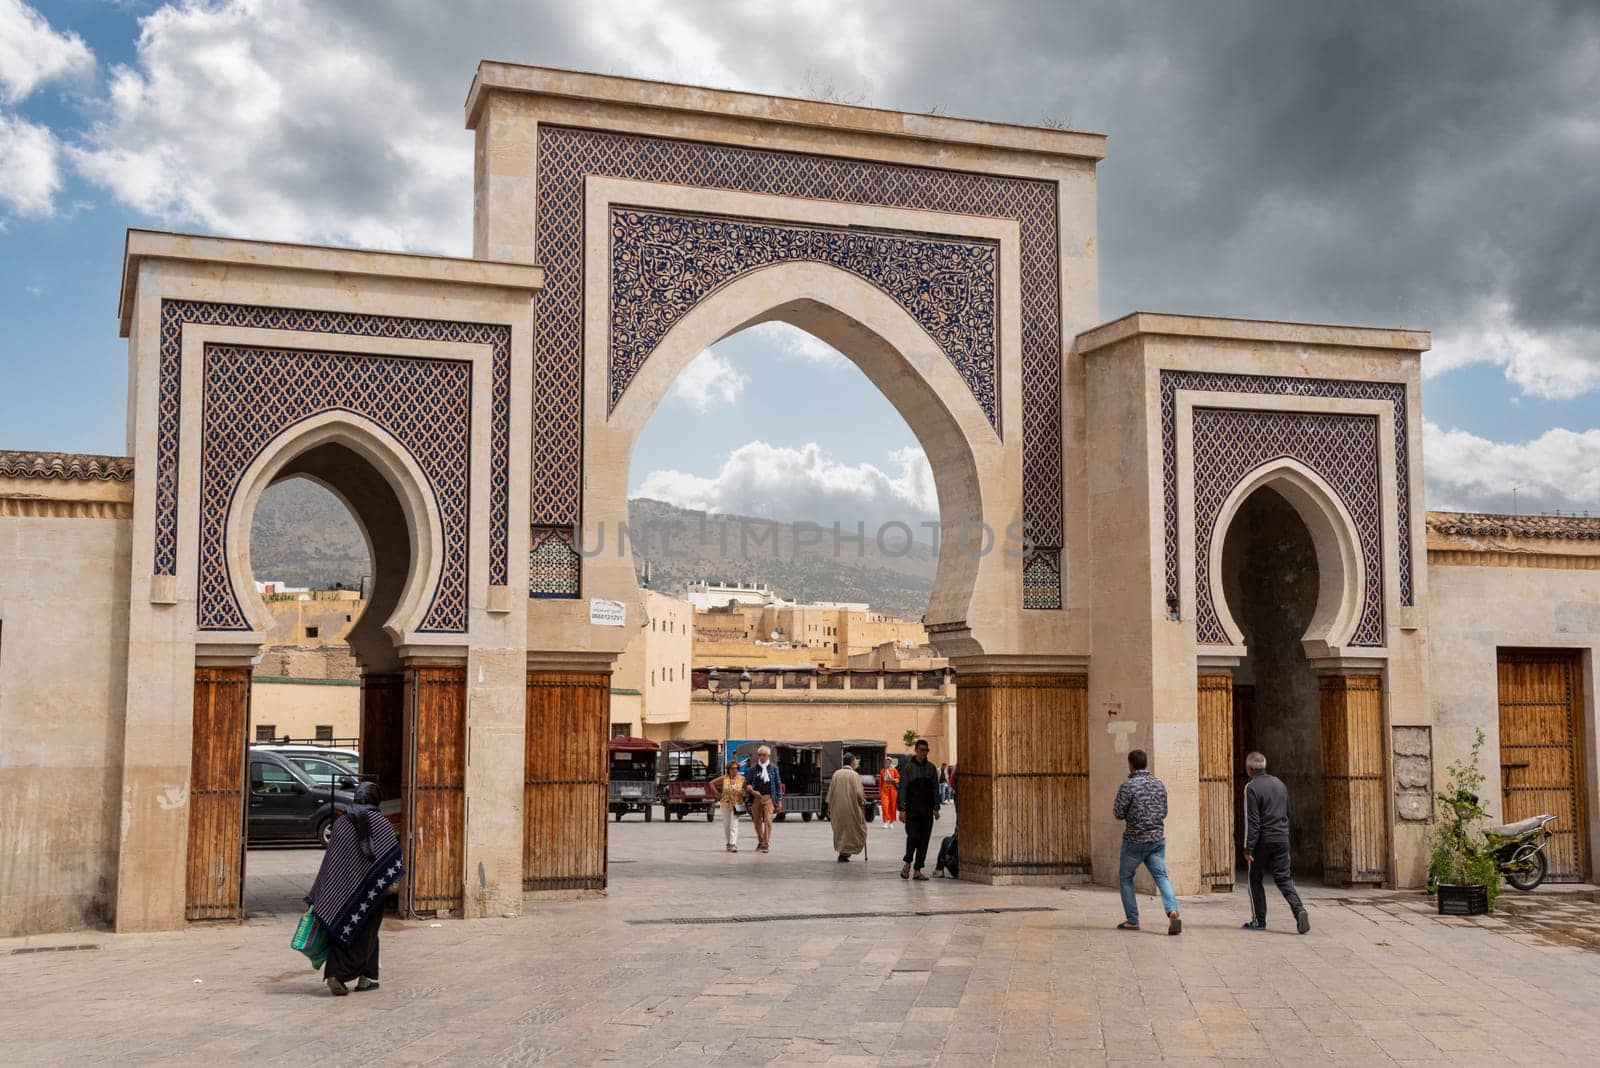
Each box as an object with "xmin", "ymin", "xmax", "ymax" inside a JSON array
[
  {"xmin": 536, "ymin": 126, "xmax": 1064, "ymax": 608},
  {"xmin": 153, "ymin": 300, "xmax": 511, "ymax": 588},
  {"xmin": 1190, "ymin": 408, "xmax": 1384, "ymax": 647},
  {"xmin": 197, "ymin": 344, "xmax": 472, "ymax": 633},
  {"xmin": 1159, "ymin": 370, "xmax": 1413, "ymax": 613},
  {"xmin": 1022, "ymin": 549, "xmax": 1063, "ymax": 610},
  {"xmin": 608, "ymin": 208, "xmax": 1000, "ymax": 427},
  {"xmin": 529, "ymin": 525, "xmax": 581, "ymax": 598}
]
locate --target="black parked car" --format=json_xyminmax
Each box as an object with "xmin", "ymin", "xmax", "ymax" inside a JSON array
[{"xmin": 247, "ymin": 748, "xmax": 357, "ymax": 847}]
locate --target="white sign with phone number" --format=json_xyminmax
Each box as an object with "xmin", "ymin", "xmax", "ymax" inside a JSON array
[{"xmin": 589, "ymin": 598, "xmax": 627, "ymax": 627}]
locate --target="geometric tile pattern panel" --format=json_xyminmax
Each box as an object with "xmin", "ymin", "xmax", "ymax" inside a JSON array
[
  {"xmin": 1160, "ymin": 370, "xmax": 1412, "ymax": 613},
  {"xmin": 538, "ymin": 126, "xmax": 1064, "ymax": 608},
  {"xmin": 609, "ymin": 208, "xmax": 1000, "ymax": 427},
  {"xmin": 529, "ymin": 525, "xmax": 581, "ymax": 599},
  {"xmin": 1190, "ymin": 407, "xmax": 1385, "ymax": 647},
  {"xmin": 154, "ymin": 300, "xmax": 510, "ymax": 589},
  {"xmin": 1022, "ymin": 549, "xmax": 1063, "ymax": 610},
  {"xmin": 197, "ymin": 345, "xmax": 472, "ymax": 634}
]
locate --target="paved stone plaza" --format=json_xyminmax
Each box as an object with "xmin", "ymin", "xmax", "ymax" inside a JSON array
[{"xmin": 3, "ymin": 819, "xmax": 1599, "ymax": 1065}]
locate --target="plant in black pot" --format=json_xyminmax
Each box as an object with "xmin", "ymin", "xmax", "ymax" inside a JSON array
[{"xmin": 1427, "ymin": 729, "xmax": 1499, "ymax": 916}]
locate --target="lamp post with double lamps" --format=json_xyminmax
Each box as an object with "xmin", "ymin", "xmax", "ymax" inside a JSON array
[{"xmin": 706, "ymin": 668, "xmax": 753, "ymax": 760}]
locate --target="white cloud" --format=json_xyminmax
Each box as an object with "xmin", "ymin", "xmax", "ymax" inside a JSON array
[
  {"xmin": 0, "ymin": 0, "xmax": 94, "ymax": 104},
  {"xmin": 70, "ymin": 0, "xmax": 471, "ymax": 251},
  {"xmin": 1425, "ymin": 420, "xmax": 1600, "ymax": 514},
  {"xmin": 1425, "ymin": 296, "xmax": 1600, "ymax": 400},
  {"xmin": 0, "ymin": 111, "xmax": 60, "ymax": 215},
  {"xmin": 635, "ymin": 440, "xmax": 937, "ymax": 528},
  {"xmin": 748, "ymin": 321, "xmax": 848, "ymax": 367},
  {"xmin": 671, "ymin": 349, "xmax": 748, "ymax": 411}
]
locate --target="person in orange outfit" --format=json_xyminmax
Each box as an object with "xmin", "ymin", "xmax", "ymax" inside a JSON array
[{"xmin": 880, "ymin": 758, "xmax": 900, "ymax": 826}]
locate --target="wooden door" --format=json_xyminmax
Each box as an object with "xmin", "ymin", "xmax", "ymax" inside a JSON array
[
  {"xmin": 1197, "ymin": 674, "xmax": 1235, "ymax": 890},
  {"xmin": 1320, "ymin": 674, "xmax": 1387, "ymax": 885},
  {"xmin": 1498, "ymin": 651, "xmax": 1588, "ymax": 882},
  {"xmin": 523, "ymin": 672, "xmax": 609, "ymax": 891},
  {"xmin": 186, "ymin": 667, "xmax": 250, "ymax": 921},
  {"xmin": 408, "ymin": 665, "xmax": 465, "ymax": 915},
  {"xmin": 1232, "ymin": 685, "xmax": 1257, "ymax": 871}
]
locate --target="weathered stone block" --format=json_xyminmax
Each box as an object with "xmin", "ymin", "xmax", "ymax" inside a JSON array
[{"xmin": 1394, "ymin": 753, "xmax": 1431, "ymax": 789}]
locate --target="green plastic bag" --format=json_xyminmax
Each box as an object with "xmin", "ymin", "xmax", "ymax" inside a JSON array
[{"xmin": 291, "ymin": 908, "xmax": 329, "ymax": 969}]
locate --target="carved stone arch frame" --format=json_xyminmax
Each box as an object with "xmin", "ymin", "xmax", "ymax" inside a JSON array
[
  {"xmin": 575, "ymin": 177, "xmax": 1028, "ymax": 654},
  {"xmin": 1206, "ymin": 460, "xmax": 1366, "ymax": 658},
  {"xmin": 221, "ymin": 413, "xmax": 448, "ymax": 653},
  {"xmin": 1173, "ymin": 390, "xmax": 1401, "ymax": 655}
]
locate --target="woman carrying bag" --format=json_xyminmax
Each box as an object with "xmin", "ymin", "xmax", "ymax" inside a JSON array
[{"xmin": 304, "ymin": 781, "xmax": 404, "ymax": 995}]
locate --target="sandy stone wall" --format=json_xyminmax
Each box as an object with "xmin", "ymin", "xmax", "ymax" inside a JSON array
[{"xmin": 0, "ymin": 502, "xmax": 132, "ymax": 935}]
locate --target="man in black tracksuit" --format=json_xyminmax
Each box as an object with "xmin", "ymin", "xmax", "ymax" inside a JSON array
[
  {"xmin": 899, "ymin": 738, "xmax": 942, "ymax": 880},
  {"xmin": 1242, "ymin": 751, "xmax": 1310, "ymax": 934}
]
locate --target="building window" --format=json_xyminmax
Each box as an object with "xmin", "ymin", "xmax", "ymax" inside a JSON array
[
  {"xmin": 611, "ymin": 723, "xmax": 630, "ymax": 738},
  {"xmin": 651, "ymin": 670, "xmax": 655, "ymax": 685},
  {"xmin": 306, "ymin": 626, "xmax": 319, "ymax": 639},
  {"xmin": 315, "ymin": 725, "xmax": 334, "ymax": 741},
  {"xmin": 255, "ymin": 724, "xmax": 276, "ymax": 742}
]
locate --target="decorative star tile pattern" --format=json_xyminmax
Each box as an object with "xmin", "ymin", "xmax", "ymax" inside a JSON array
[
  {"xmin": 1159, "ymin": 370, "xmax": 1413, "ymax": 613},
  {"xmin": 1022, "ymin": 550, "xmax": 1063, "ymax": 610},
  {"xmin": 608, "ymin": 208, "xmax": 1000, "ymax": 427},
  {"xmin": 537, "ymin": 126, "xmax": 1064, "ymax": 608},
  {"xmin": 197, "ymin": 344, "xmax": 472, "ymax": 634},
  {"xmin": 529, "ymin": 525, "xmax": 581, "ymax": 598},
  {"xmin": 153, "ymin": 300, "xmax": 511, "ymax": 589},
  {"xmin": 1190, "ymin": 408, "xmax": 1385, "ymax": 647}
]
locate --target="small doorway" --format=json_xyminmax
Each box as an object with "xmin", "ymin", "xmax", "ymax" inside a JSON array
[{"xmin": 1497, "ymin": 650, "xmax": 1589, "ymax": 882}]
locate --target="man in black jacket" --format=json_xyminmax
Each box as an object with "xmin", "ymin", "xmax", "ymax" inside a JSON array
[
  {"xmin": 898, "ymin": 738, "xmax": 941, "ymax": 880},
  {"xmin": 1241, "ymin": 751, "xmax": 1309, "ymax": 933}
]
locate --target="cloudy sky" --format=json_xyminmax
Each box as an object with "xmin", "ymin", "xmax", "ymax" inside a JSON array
[{"xmin": 1, "ymin": 0, "xmax": 1597, "ymax": 523}]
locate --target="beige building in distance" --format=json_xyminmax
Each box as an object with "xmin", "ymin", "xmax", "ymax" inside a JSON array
[{"xmin": 608, "ymin": 588, "xmax": 694, "ymax": 737}]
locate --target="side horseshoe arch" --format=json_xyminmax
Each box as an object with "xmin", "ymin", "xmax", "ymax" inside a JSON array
[{"xmin": 1207, "ymin": 459, "xmax": 1367, "ymax": 657}]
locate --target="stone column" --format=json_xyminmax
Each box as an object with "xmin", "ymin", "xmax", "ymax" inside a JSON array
[
  {"xmin": 955, "ymin": 671, "xmax": 1090, "ymax": 884},
  {"xmin": 1318, "ymin": 672, "xmax": 1388, "ymax": 886}
]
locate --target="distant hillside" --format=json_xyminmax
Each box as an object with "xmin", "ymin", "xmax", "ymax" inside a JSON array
[{"xmin": 250, "ymin": 484, "xmax": 936, "ymax": 619}]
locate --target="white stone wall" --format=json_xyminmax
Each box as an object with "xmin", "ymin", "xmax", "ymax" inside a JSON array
[{"xmin": 0, "ymin": 513, "xmax": 131, "ymax": 935}]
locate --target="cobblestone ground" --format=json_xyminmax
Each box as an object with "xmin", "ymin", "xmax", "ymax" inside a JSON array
[{"xmin": 4, "ymin": 817, "xmax": 1600, "ymax": 1065}]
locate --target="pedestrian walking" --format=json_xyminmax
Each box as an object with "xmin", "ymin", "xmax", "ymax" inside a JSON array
[
  {"xmin": 1112, "ymin": 749, "xmax": 1181, "ymax": 935},
  {"xmin": 1241, "ymin": 751, "xmax": 1311, "ymax": 934},
  {"xmin": 826, "ymin": 752, "xmax": 868, "ymax": 861},
  {"xmin": 898, "ymin": 738, "xmax": 941, "ymax": 880},
  {"xmin": 709, "ymin": 759, "xmax": 745, "ymax": 853},
  {"xmin": 744, "ymin": 745, "xmax": 781, "ymax": 853},
  {"xmin": 938, "ymin": 763, "xmax": 953, "ymax": 804},
  {"xmin": 305, "ymin": 781, "xmax": 404, "ymax": 995},
  {"xmin": 880, "ymin": 758, "xmax": 900, "ymax": 826}
]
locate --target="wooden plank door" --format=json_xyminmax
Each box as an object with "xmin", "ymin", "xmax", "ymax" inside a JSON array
[
  {"xmin": 408, "ymin": 665, "xmax": 465, "ymax": 915},
  {"xmin": 1320, "ymin": 674, "xmax": 1388, "ymax": 885},
  {"xmin": 186, "ymin": 667, "xmax": 250, "ymax": 921},
  {"xmin": 1197, "ymin": 673, "xmax": 1235, "ymax": 890},
  {"xmin": 1498, "ymin": 651, "xmax": 1588, "ymax": 882},
  {"xmin": 523, "ymin": 672, "xmax": 609, "ymax": 891}
]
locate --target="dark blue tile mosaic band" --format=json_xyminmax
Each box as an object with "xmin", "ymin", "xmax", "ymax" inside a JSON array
[
  {"xmin": 608, "ymin": 208, "xmax": 1000, "ymax": 427},
  {"xmin": 536, "ymin": 126, "xmax": 1064, "ymax": 609},
  {"xmin": 197, "ymin": 344, "xmax": 472, "ymax": 634},
  {"xmin": 1189, "ymin": 408, "xmax": 1384, "ymax": 647},
  {"xmin": 153, "ymin": 300, "xmax": 511, "ymax": 589},
  {"xmin": 1160, "ymin": 370, "xmax": 1413, "ymax": 617}
]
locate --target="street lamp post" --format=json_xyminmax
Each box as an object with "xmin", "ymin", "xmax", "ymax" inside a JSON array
[{"xmin": 706, "ymin": 668, "xmax": 753, "ymax": 761}]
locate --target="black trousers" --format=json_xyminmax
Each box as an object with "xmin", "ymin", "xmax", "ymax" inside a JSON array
[
  {"xmin": 324, "ymin": 907, "xmax": 382, "ymax": 983},
  {"xmin": 903, "ymin": 814, "xmax": 934, "ymax": 869},
  {"xmin": 1248, "ymin": 839, "xmax": 1304, "ymax": 923}
]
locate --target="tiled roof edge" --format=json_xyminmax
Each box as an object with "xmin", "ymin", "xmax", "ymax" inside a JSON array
[
  {"xmin": 1426, "ymin": 510, "xmax": 1600, "ymax": 541},
  {"xmin": 0, "ymin": 451, "xmax": 135, "ymax": 482}
]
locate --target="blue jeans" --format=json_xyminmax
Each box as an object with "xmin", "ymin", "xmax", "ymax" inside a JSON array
[{"xmin": 1119, "ymin": 839, "xmax": 1178, "ymax": 924}]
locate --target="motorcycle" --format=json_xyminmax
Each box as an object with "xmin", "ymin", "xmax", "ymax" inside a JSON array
[{"xmin": 1483, "ymin": 813, "xmax": 1559, "ymax": 891}]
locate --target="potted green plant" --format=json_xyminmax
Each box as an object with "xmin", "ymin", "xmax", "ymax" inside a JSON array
[{"xmin": 1427, "ymin": 728, "xmax": 1499, "ymax": 916}]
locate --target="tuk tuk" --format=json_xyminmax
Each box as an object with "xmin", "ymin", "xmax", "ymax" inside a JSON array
[
  {"xmin": 773, "ymin": 741, "xmax": 824, "ymax": 821},
  {"xmin": 659, "ymin": 738, "xmax": 720, "ymax": 821},
  {"xmin": 822, "ymin": 740, "xmax": 886, "ymax": 824},
  {"xmin": 608, "ymin": 736, "xmax": 660, "ymax": 821}
]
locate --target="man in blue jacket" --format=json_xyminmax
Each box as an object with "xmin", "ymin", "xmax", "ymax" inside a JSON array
[
  {"xmin": 743, "ymin": 745, "xmax": 782, "ymax": 853},
  {"xmin": 1241, "ymin": 750, "xmax": 1309, "ymax": 933}
]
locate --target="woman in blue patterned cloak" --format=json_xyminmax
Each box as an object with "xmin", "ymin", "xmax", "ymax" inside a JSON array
[{"xmin": 306, "ymin": 781, "xmax": 404, "ymax": 995}]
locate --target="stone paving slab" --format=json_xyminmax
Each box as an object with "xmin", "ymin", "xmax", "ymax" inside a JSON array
[{"xmin": 3, "ymin": 819, "xmax": 1599, "ymax": 1065}]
